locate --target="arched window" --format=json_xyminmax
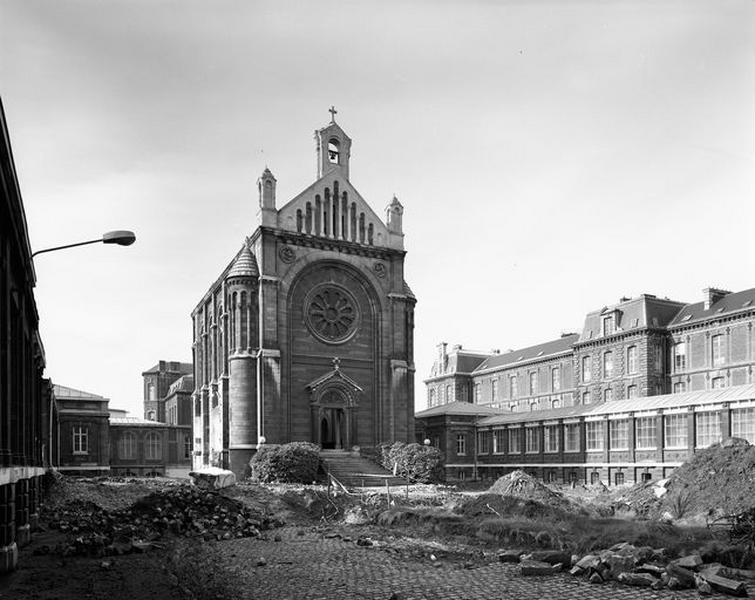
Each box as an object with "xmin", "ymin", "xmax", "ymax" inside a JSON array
[
  {"xmin": 359, "ymin": 213, "xmax": 365, "ymax": 243},
  {"xmin": 323, "ymin": 188, "xmax": 330, "ymax": 236},
  {"xmin": 328, "ymin": 138, "xmax": 340, "ymax": 164},
  {"xmin": 296, "ymin": 209, "xmax": 303, "ymax": 233},
  {"xmin": 145, "ymin": 432, "xmax": 162, "ymax": 460},
  {"xmin": 315, "ymin": 195, "xmax": 322, "ymax": 235},
  {"xmin": 147, "ymin": 410, "xmax": 156, "ymax": 421},
  {"xmin": 350, "ymin": 202, "xmax": 357, "ymax": 242},
  {"xmin": 119, "ymin": 432, "xmax": 136, "ymax": 459},
  {"xmin": 148, "ymin": 382, "xmax": 156, "ymax": 401},
  {"xmin": 367, "ymin": 223, "xmax": 374, "ymax": 245},
  {"xmin": 305, "ymin": 202, "xmax": 313, "ymax": 234}
]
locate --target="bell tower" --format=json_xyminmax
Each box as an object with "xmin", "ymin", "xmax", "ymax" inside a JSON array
[{"xmin": 315, "ymin": 106, "xmax": 352, "ymax": 181}]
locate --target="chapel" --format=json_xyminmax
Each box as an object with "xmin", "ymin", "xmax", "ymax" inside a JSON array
[{"xmin": 191, "ymin": 110, "xmax": 416, "ymax": 476}]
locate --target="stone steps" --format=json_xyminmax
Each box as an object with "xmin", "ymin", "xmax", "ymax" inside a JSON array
[{"xmin": 320, "ymin": 451, "xmax": 407, "ymax": 488}]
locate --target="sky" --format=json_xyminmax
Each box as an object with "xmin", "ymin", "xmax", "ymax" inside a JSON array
[{"xmin": 1, "ymin": 0, "xmax": 753, "ymax": 416}]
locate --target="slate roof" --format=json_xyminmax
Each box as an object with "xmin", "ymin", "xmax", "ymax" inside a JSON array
[
  {"xmin": 227, "ymin": 244, "xmax": 259, "ymax": 279},
  {"xmin": 669, "ymin": 287, "xmax": 755, "ymax": 327},
  {"xmin": 473, "ymin": 334, "xmax": 578, "ymax": 372},
  {"xmin": 478, "ymin": 403, "xmax": 591, "ymax": 427},
  {"xmin": 168, "ymin": 374, "xmax": 194, "ymax": 394},
  {"xmin": 414, "ymin": 401, "xmax": 502, "ymax": 418},
  {"xmin": 110, "ymin": 416, "xmax": 189, "ymax": 427},
  {"xmin": 53, "ymin": 384, "xmax": 107, "ymax": 401},
  {"xmin": 578, "ymin": 295, "xmax": 686, "ymax": 343},
  {"xmin": 142, "ymin": 362, "xmax": 193, "ymax": 375}
]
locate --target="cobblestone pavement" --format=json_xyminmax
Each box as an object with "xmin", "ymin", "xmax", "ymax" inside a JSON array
[{"xmin": 217, "ymin": 527, "xmax": 747, "ymax": 600}]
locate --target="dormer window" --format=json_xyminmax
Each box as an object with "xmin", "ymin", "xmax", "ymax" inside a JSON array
[
  {"xmin": 328, "ymin": 138, "xmax": 340, "ymax": 164},
  {"xmin": 603, "ymin": 315, "xmax": 615, "ymax": 336}
]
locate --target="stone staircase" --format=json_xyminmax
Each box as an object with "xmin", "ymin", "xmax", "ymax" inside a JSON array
[{"xmin": 320, "ymin": 450, "xmax": 407, "ymax": 488}]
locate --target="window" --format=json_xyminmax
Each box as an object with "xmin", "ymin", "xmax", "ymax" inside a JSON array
[
  {"xmin": 456, "ymin": 434, "xmax": 466, "ymax": 455},
  {"xmin": 583, "ymin": 391, "xmax": 591, "ymax": 405},
  {"xmin": 604, "ymin": 388, "xmax": 613, "ymax": 402},
  {"xmin": 603, "ymin": 351, "xmax": 614, "ymax": 378},
  {"xmin": 711, "ymin": 334, "xmax": 725, "ymax": 367},
  {"xmin": 525, "ymin": 427, "xmax": 539, "ymax": 453},
  {"xmin": 590, "ymin": 472, "xmax": 601, "ymax": 485},
  {"xmin": 551, "ymin": 399, "xmax": 560, "ymax": 409},
  {"xmin": 493, "ymin": 430, "xmax": 505, "ymax": 454},
  {"xmin": 147, "ymin": 410, "xmax": 156, "ymax": 421},
  {"xmin": 614, "ymin": 472, "xmax": 625, "ymax": 486},
  {"xmin": 635, "ymin": 416, "xmax": 657, "ymax": 449},
  {"xmin": 627, "ymin": 346, "xmax": 638, "ymax": 374},
  {"xmin": 491, "ymin": 379, "xmax": 498, "ymax": 402},
  {"xmin": 184, "ymin": 434, "xmax": 192, "ymax": 459},
  {"xmin": 148, "ymin": 382, "xmax": 156, "ymax": 401},
  {"xmin": 544, "ymin": 426, "xmax": 559, "ymax": 453},
  {"xmin": 508, "ymin": 428, "xmax": 522, "ymax": 454},
  {"xmin": 473, "ymin": 383, "xmax": 481, "ymax": 403},
  {"xmin": 673, "ymin": 342, "xmax": 686, "ymax": 372},
  {"xmin": 446, "ymin": 384, "xmax": 453, "ymax": 402},
  {"xmin": 479, "ymin": 431, "xmax": 492, "ymax": 454},
  {"xmin": 664, "ymin": 414, "xmax": 688, "ymax": 449},
  {"xmin": 146, "ymin": 432, "xmax": 162, "ymax": 460},
  {"xmin": 695, "ymin": 412, "xmax": 722, "ymax": 448},
  {"xmin": 586, "ymin": 421, "xmax": 604, "ymax": 451},
  {"xmin": 626, "ymin": 385, "xmax": 638, "ymax": 399},
  {"xmin": 194, "ymin": 397, "xmax": 201, "ymax": 417},
  {"xmin": 732, "ymin": 408, "xmax": 755, "ymax": 444},
  {"xmin": 118, "ymin": 432, "xmax": 137, "ymax": 459},
  {"xmin": 73, "ymin": 426, "xmax": 89, "ymax": 455},
  {"xmin": 673, "ymin": 381, "xmax": 686, "ymax": 394},
  {"xmin": 603, "ymin": 315, "xmax": 615, "ymax": 336},
  {"xmin": 510, "ymin": 376, "xmax": 518, "ymax": 399},
  {"xmin": 551, "ymin": 367, "xmax": 561, "ymax": 392},
  {"xmin": 529, "ymin": 372, "xmax": 538, "ymax": 395},
  {"xmin": 654, "ymin": 343, "xmax": 663, "ymax": 372},
  {"xmin": 711, "ymin": 376, "xmax": 725, "ymax": 389},
  {"xmin": 609, "ymin": 419, "xmax": 628, "ymax": 450},
  {"xmin": 582, "ymin": 356, "xmax": 592, "ymax": 382},
  {"xmin": 564, "ymin": 423, "xmax": 580, "ymax": 452}
]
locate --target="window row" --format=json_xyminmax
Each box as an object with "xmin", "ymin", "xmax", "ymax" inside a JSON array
[
  {"xmin": 581, "ymin": 346, "xmax": 640, "ymax": 383},
  {"xmin": 472, "ymin": 408, "xmax": 755, "ymax": 455},
  {"xmin": 672, "ymin": 335, "xmax": 730, "ymax": 373}
]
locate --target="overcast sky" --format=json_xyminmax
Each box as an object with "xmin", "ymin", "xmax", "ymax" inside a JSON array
[{"xmin": 2, "ymin": 0, "xmax": 753, "ymax": 416}]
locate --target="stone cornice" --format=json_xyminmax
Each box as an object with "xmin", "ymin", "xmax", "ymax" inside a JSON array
[{"xmin": 269, "ymin": 227, "xmax": 405, "ymax": 259}]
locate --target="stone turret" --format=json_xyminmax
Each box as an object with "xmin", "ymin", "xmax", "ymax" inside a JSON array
[
  {"xmin": 386, "ymin": 195, "xmax": 404, "ymax": 250},
  {"xmin": 225, "ymin": 244, "xmax": 259, "ymax": 474}
]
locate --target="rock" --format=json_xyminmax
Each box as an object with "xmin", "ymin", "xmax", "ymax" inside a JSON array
[
  {"xmin": 324, "ymin": 532, "xmax": 341, "ymax": 539},
  {"xmin": 667, "ymin": 576, "xmax": 683, "ymax": 590},
  {"xmin": 99, "ymin": 560, "xmax": 112, "ymax": 570},
  {"xmin": 588, "ymin": 572, "xmax": 604, "ymax": 584},
  {"xmin": 497, "ymin": 550, "xmax": 523, "ymax": 563},
  {"xmin": 695, "ymin": 575, "xmax": 713, "ymax": 595},
  {"xmin": 256, "ymin": 557, "xmax": 267, "ymax": 567},
  {"xmin": 635, "ymin": 563, "xmax": 665, "ymax": 576},
  {"xmin": 569, "ymin": 566, "xmax": 584, "ymax": 576},
  {"xmin": 356, "ymin": 537, "xmax": 373, "ymax": 547},
  {"xmin": 674, "ymin": 554, "xmax": 703, "ymax": 570},
  {"xmin": 520, "ymin": 560, "xmax": 559, "ymax": 576},
  {"xmin": 189, "ymin": 468, "xmax": 237, "ymax": 490},
  {"xmin": 666, "ymin": 563, "xmax": 696, "ymax": 588},
  {"xmin": 616, "ymin": 572, "xmax": 656, "ymax": 587},
  {"xmin": 131, "ymin": 541, "xmax": 153, "ymax": 553},
  {"xmin": 344, "ymin": 506, "xmax": 371, "ymax": 525},
  {"xmin": 388, "ymin": 593, "xmax": 403, "ymax": 600},
  {"xmin": 575, "ymin": 554, "xmax": 600, "ymax": 570},
  {"xmin": 273, "ymin": 534, "xmax": 282, "ymax": 542},
  {"xmin": 699, "ymin": 571, "xmax": 749, "ymax": 596},
  {"xmin": 600, "ymin": 552, "xmax": 635, "ymax": 579}
]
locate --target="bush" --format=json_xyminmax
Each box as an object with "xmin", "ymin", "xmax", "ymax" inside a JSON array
[
  {"xmin": 375, "ymin": 441, "xmax": 444, "ymax": 483},
  {"xmin": 249, "ymin": 442, "xmax": 323, "ymax": 483}
]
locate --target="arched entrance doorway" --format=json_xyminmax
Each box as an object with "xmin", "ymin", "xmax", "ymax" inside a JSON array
[{"xmin": 314, "ymin": 389, "xmax": 351, "ymax": 449}]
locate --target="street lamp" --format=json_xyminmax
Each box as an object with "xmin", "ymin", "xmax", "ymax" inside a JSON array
[{"xmin": 31, "ymin": 230, "xmax": 136, "ymax": 258}]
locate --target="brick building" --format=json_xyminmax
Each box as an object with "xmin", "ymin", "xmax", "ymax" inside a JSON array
[
  {"xmin": 142, "ymin": 360, "xmax": 193, "ymax": 422},
  {"xmin": 0, "ymin": 99, "xmax": 58, "ymax": 573},
  {"xmin": 192, "ymin": 112, "xmax": 416, "ymax": 477},
  {"xmin": 418, "ymin": 287, "xmax": 755, "ymax": 483},
  {"xmin": 109, "ymin": 417, "xmax": 191, "ymax": 478},
  {"xmin": 54, "ymin": 385, "xmax": 111, "ymax": 475}
]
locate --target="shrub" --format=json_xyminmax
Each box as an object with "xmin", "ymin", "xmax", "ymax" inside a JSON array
[
  {"xmin": 380, "ymin": 441, "xmax": 444, "ymax": 483},
  {"xmin": 249, "ymin": 442, "xmax": 323, "ymax": 483}
]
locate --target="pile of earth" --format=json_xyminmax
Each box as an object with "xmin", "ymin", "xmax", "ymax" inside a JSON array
[
  {"xmin": 661, "ymin": 437, "xmax": 755, "ymax": 519},
  {"xmin": 41, "ymin": 484, "xmax": 282, "ymax": 556},
  {"xmin": 489, "ymin": 470, "xmax": 578, "ymax": 512}
]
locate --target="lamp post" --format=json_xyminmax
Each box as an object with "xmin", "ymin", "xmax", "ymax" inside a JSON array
[{"xmin": 32, "ymin": 230, "xmax": 136, "ymax": 258}]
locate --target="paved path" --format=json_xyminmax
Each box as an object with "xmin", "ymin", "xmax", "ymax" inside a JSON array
[{"xmin": 216, "ymin": 527, "xmax": 743, "ymax": 600}]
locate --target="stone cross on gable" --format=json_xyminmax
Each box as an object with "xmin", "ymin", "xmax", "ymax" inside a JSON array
[
  {"xmin": 332, "ymin": 357, "xmax": 340, "ymax": 370},
  {"xmin": 329, "ymin": 105, "xmax": 337, "ymax": 122}
]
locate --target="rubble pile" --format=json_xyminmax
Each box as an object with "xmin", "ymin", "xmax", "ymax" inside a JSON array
[
  {"xmin": 42, "ymin": 485, "xmax": 280, "ymax": 557},
  {"xmin": 488, "ymin": 470, "xmax": 577, "ymax": 513},
  {"xmin": 662, "ymin": 438, "xmax": 755, "ymax": 519},
  {"xmin": 502, "ymin": 542, "xmax": 753, "ymax": 596}
]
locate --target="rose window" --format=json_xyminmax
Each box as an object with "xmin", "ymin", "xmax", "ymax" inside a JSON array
[{"xmin": 305, "ymin": 285, "xmax": 359, "ymax": 343}]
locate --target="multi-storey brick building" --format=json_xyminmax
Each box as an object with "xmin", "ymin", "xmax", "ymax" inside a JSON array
[
  {"xmin": 0, "ymin": 99, "xmax": 58, "ymax": 573},
  {"xmin": 142, "ymin": 360, "xmax": 193, "ymax": 422},
  {"xmin": 418, "ymin": 287, "xmax": 755, "ymax": 483},
  {"xmin": 192, "ymin": 112, "xmax": 416, "ymax": 477}
]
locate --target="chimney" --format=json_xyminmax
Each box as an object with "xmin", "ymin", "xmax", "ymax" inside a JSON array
[
  {"xmin": 491, "ymin": 349, "xmax": 501, "ymax": 355},
  {"xmin": 451, "ymin": 344, "xmax": 462, "ymax": 352},
  {"xmin": 159, "ymin": 360, "xmax": 166, "ymax": 372},
  {"xmin": 703, "ymin": 287, "xmax": 731, "ymax": 310},
  {"xmin": 619, "ymin": 296, "xmax": 630, "ymax": 302}
]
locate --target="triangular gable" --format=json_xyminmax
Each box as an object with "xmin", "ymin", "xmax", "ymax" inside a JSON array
[
  {"xmin": 276, "ymin": 172, "xmax": 391, "ymax": 247},
  {"xmin": 305, "ymin": 364, "xmax": 364, "ymax": 393}
]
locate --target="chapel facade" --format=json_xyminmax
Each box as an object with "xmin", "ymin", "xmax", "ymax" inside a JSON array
[{"xmin": 191, "ymin": 113, "xmax": 416, "ymax": 476}]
